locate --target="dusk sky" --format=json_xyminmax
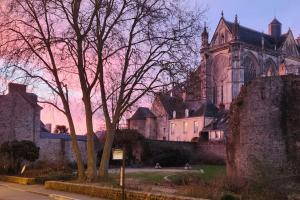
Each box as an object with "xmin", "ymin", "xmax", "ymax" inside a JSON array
[
  {"xmin": 41, "ymin": 0, "xmax": 300, "ymax": 134},
  {"xmin": 196, "ymin": 0, "xmax": 300, "ymax": 38}
]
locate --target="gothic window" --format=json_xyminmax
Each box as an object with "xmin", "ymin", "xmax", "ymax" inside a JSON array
[
  {"xmin": 221, "ymin": 85, "xmax": 224, "ymax": 104},
  {"xmin": 243, "ymin": 55, "xmax": 258, "ymax": 83},
  {"xmin": 211, "ymin": 54, "xmax": 228, "ymax": 105},
  {"xmin": 213, "ymin": 85, "xmax": 217, "ymax": 104}
]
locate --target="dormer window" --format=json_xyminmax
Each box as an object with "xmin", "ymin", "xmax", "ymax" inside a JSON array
[
  {"xmin": 173, "ymin": 110, "xmax": 176, "ymax": 119},
  {"xmin": 185, "ymin": 109, "xmax": 189, "ymax": 118}
]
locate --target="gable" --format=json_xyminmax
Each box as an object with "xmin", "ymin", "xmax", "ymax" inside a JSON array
[
  {"xmin": 280, "ymin": 31, "xmax": 299, "ymax": 57},
  {"xmin": 211, "ymin": 18, "xmax": 233, "ymax": 47}
]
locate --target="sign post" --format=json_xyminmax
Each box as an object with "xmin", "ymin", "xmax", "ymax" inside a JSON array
[{"xmin": 112, "ymin": 148, "xmax": 125, "ymax": 200}]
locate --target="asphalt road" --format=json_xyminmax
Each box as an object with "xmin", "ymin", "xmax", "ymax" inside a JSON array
[
  {"xmin": 0, "ymin": 181, "xmax": 107, "ymax": 200},
  {"xmin": 0, "ymin": 184, "xmax": 48, "ymax": 200}
]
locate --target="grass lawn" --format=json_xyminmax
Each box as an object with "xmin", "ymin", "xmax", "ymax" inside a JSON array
[
  {"xmin": 121, "ymin": 165, "xmax": 226, "ymax": 185},
  {"xmin": 126, "ymin": 171, "xmax": 170, "ymax": 184}
]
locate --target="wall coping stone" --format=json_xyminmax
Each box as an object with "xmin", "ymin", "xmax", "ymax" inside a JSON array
[
  {"xmin": 0, "ymin": 175, "xmax": 36, "ymax": 185},
  {"xmin": 45, "ymin": 181, "xmax": 208, "ymax": 200}
]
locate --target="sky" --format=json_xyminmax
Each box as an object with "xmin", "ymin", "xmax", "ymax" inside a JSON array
[
  {"xmin": 41, "ymin": 0, "xmax": 300, "ymax": 134},
  {"xmin": 193, "ymin": 0, "xmax": 300, "ymax": 38}
]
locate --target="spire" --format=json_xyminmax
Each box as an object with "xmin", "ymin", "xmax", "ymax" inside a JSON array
[
  {"xmin": 201, "ymin": 22, "xmax": 209, "ymax": 48},
  {"xmin": 234, "ymin": 14, "xmax": 238, "ymax": 24},
  {"xmin": 233, "ymin": 14, "xmax": 239, "ymax": 40},
  {"xmin": 221, "ymin": 10, "xmax": 224, "ymax": 18},
  {"xmin": 261, "ymin": 31, "xmax": 265, "ymax": 50}
]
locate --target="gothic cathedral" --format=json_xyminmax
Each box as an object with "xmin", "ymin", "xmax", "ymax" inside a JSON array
[{"xmin": 200, "ymin": 13, "xmax": 300, "ymax": 108}]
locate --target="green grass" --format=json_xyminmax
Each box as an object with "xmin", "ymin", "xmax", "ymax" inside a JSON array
[
  {"xmin": 118, "ymin": 165, "xmax": 226, "ymax": 185},
  {"xmin": 126, "ymin": 172, "xmax": 169, "ymax": 184},
  {"xmin": 192, "ymin": 164, "xmax": 226, "ymax": 181}
]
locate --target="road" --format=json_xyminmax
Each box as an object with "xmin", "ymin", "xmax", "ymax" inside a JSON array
[
  {"xmin": 0, "ymin": 183, "xmax": 48, "ymax": 200},
  {"xmin": 0, "ymin": 182, "xmax": 107, "ymax": 200}
]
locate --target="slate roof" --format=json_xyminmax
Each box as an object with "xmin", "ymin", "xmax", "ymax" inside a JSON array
[
  {"xmin": 158, "ymin": 93, "xmax": 218, "ymax": 119},
  {"xmin": 224, "ymin": 20, "xmax": 288, "ymax": 51},
  {"xmin": 203, "ymin": 110, "xmax": 229, "ymax": 132},
  {"xmin": 40, "ymin": 132, "xmax": 87, "ymax": 141},
  {"xmin": 192, "ymin": 101, "xmax": 219, "ymax": 118},
  {"xmin": 270, "ymin": 18, "xmax": 281, "ymax": 25},
  {"xmin": 129, "ymin": 107, "xmax": 156, "ymax": 120},
  {"xmin": 158, "ymin": 93, "xmax": 187, "ymax": 118}
]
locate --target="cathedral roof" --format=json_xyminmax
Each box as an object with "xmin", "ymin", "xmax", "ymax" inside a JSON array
[
  {"xmin": 129, "ymin": 107, "xmax": 156, "ymax": 120},
  {"xmin": 224, "ymin": 20, "xmax": 287, "ymax": 50},
  {"xmin": 270, "ymin": 18, "xmax": 281, "ymax": 25}
]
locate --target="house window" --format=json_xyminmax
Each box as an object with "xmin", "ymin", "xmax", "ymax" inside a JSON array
[
  {"xmin": 170, "ymin": 123, "xmax": 175, "ymax": 135},
  {"xmin": 215, "ymin": 132, "xmax": 219, "ymax": 139},
  {"xmin": 183, "ymin": 121, "xmax": 188, "ymax": 134},
  {"xmin": 193, "ymin": 121, "xmax": 199, "ymax": 134}
]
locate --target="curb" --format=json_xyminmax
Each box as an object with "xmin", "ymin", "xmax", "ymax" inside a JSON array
[
  {"xmin": 0, "ymin": 176, "xmax": 36, "ymax": 185},
  {"xmin": 49, "ymin": 194, "xmax": 80, "ymax": 200}
]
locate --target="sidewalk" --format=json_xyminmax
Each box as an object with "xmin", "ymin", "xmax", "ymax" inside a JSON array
[{"xmin": 0, "ymin": 181, "xmax": 107, "ymax": 200}]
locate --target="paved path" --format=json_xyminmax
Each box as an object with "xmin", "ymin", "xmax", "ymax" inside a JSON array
[
  {"xmin": 0, "ymin": 182, "xmax": 107, "ymax": 200},
  {"xmin": 109, "ymin": 167, "xmax": 200, "ymax": 173}
]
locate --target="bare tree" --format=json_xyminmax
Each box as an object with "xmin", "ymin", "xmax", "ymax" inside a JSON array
[
  {"xmin": 0, "ymin": 0, "xmax": 205, "ymax": 180},
  {"xmin": 0, "ymin": 0, "xmax": 88, "ymax": 180},
  {"xmin": 92, "ymin": 0, "xmax": 205, "ymax": 178}
]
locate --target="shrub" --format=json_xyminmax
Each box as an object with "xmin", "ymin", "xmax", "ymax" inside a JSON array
[
  {"xmin": 142, "ymin": 142, "xmax": 191, "ymax": 167},
  {"xmin": 0, "ymin": 140, "xmax": 39, "ymax": 174},
  {"xmin": 221, "ymin": 193, "xmax": 241, "ymax": 200},
  {"xmin": 98, "ymin": 129, "xmax": 145, "ymax": 166}
]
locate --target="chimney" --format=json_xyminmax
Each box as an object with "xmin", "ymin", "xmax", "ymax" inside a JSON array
[
  {"xmin": 185, "ymin": 109, "xmax": 189, "ymax": 118},
  {"xmin": 172, "ymin": 110, "xmax": 176, "ymax": 119},
  {"xmin": 9, "ymin": 83, "xmax": 26, "ymax": 94},
  {"xmin": 268, "ymin": 18, "xmax": 281, "ymax": 39},
  {"xmin": 182, "ymin": 91, "xmax": 187, "ymax": 102}
]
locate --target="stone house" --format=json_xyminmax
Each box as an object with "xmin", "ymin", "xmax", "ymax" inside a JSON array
[
  {"xmin": 0, "ymin": 83, "xmax": 90, "ymax": 164},
  {"xmin": 127, "ymin": 107, "xmax": 157, "ymax": 139},
  {"xmin": 128, "ymin": 92, "xmax": 219, "ymax": 142}
]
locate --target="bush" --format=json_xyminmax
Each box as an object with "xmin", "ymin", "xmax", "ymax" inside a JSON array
[
  {"xmin": 0, "ymin": 140, "xmax": 39, "ymax": 174},
  {"xmin": 142, "ymin": 142, "xmax": 191, "ymax": 167},
  {"xmin": 221, "ymin": 193, "xmax": 241, "ymax": 200},
  {"xmin": 98, "ymin": 129, "xmax": 145, "ymax": 166}
]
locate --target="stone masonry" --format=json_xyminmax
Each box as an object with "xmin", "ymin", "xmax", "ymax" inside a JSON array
[
  {"xmin": 0, "ymin": 83, "xmax": 89, "ymax": 164},
  {"xmin": 227, "ymin": 75, "xmax": 300, "ymax": 182}
]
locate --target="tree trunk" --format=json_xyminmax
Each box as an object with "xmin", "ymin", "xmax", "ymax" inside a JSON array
[
  {"xmin": 84, "ymin": 98, "xmax": 96, "ymax": 182},
  {"xmin": 64, "ymin": 104, "xmax": 86, "ymax": 181},
  {"xmin": 98, "ymin": 128, "xmax": 115, "ymax": 178}
]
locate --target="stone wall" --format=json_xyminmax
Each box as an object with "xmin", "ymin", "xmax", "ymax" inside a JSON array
[
  {"xmin": 227, "ymin": 75, "xmax": 300, "ymax": 182},
  {"xmin": 197, "ymin": 142, "xmax": 226, "ymax": 164},
  {"xmin": 143, "ymin": 139, "xmax": 226, "ymax": 164},
  {"xmin": 37, "ymin": 136, "xmax": 88, "ymax": 164}
]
